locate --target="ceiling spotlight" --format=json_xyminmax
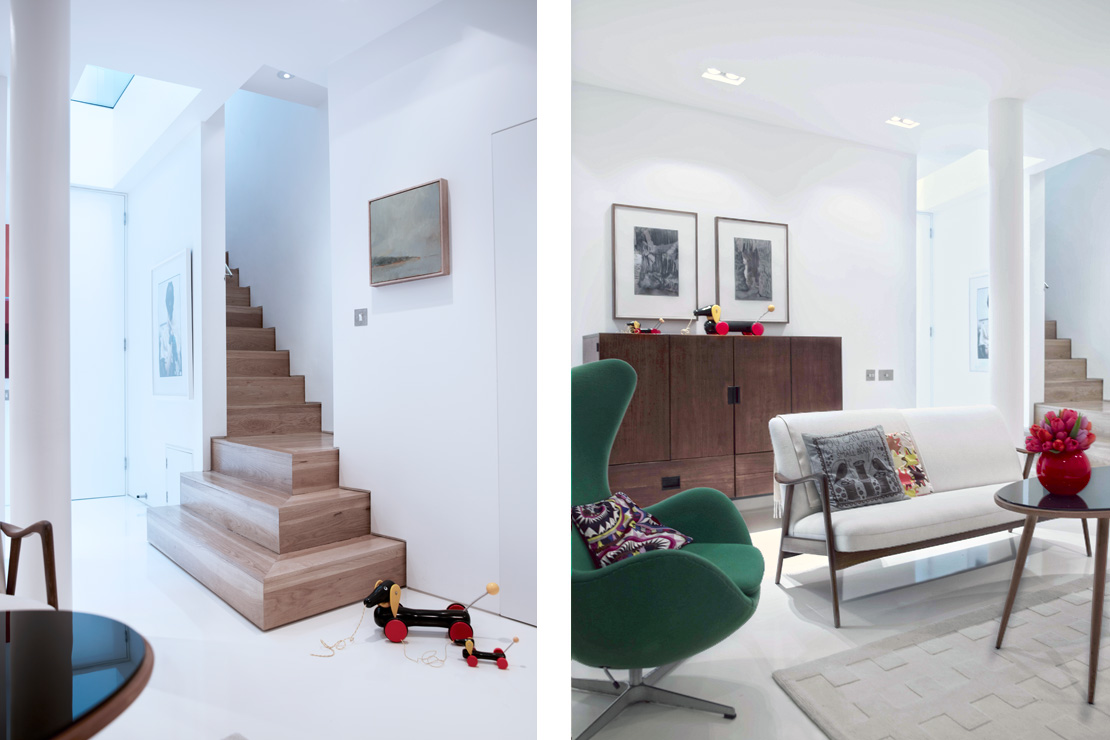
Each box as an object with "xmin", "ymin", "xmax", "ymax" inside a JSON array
[
  {"xmin": 886, "ymin": 116, "xmax": 920, "ymax": 129},
  {"xmin": 702, "ymin": 68, "xmax": 745, "ymax": 86},
  {"xmin": 277, "ymin": 71, "xmax": 294, "ymax": 80}
]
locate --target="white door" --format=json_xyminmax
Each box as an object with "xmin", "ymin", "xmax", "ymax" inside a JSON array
[
  {"xmin": 492, "ymin": 119, "xmax": 537, "ymax": 625},
  {"xmin": 164, "ymin": 445, "xmax": 193, "ymax": 506},
  {"xmin": 70, "ymin": 188, "xmax": 127, "ymax": 500}
]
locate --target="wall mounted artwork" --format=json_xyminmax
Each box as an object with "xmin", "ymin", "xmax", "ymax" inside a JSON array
[
  {"xmin": 151, "ymin": 249, "xmax": 192, "ymax": 397},
  {"xmin": 611, "ymin": 204, "xmax": 698, "ymax": 319},
  {"xmin": 368, "ymin": 179, "xmax": 450, "ymax": 287},
  {"xmin": 714, "ymin": 217, "xmax": 789, "ymax": 323},
  {"xmin": 969, "ymin": 274, "xmax": 989, "ymax": 373}
]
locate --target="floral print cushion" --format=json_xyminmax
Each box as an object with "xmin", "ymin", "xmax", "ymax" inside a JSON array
[
  {"xmin": 571, "ymin": 491, "xmax": 693, "ymax": 568},
  {"xmin": 886, "ymin": 430, "xmax": 934, "ymax": 497}
]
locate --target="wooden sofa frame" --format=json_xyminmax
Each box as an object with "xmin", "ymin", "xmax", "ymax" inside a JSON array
[
  {"xmin": 1, "ymin": 519, "xmax": 59, "ymax": 609},
  {"xmin": 774, "ymin": 448, "xmax": 1090, "ymax": 628}
]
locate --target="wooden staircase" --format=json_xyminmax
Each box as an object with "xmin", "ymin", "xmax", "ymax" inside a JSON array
[
  {"xmin": 1044, "ymin": 320, "xmax": 1105, "ymax": 404},
  {"xmin": 147, "ymin": 261, "xmax": 405, "ymax": 630}
]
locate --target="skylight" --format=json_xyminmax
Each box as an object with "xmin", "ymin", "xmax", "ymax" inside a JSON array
[{"xmin": 71, "ymin": 65, "xmax": 135, "ymax": 109}]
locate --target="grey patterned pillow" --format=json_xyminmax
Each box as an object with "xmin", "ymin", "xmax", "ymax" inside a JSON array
[{"xmin": 802, "ymin": 426, "xmax": 908, "ymax": 511}]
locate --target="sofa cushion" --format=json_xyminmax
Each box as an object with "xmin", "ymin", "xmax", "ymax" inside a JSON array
[
  {"xmin": 0, "ymin": 593, "xmax": 52, "ymax": 612},
  {"xmin": 802, "ymin": 426, "xmax": 907, "ymax": 510},
  {"xmin": 682, "ymin": 543, "xmax": 764, "ymax": 598},
  {"xmin": 886, "ymin": 430, "xmax": 934, "ymax": 497},
  {"xmin": 790, "ymin": 483, "xmax": 1025, "ymax": 552},
  {"xmin": 903, "ymin": 406, "xmax": 1021, "ymax": 492},
  {"xmin": 571, "ymin": 491, "xmax": 693, "ymax": 568}
]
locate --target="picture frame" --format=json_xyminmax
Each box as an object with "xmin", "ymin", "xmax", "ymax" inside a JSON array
[
  {"xmin": 969, "ymin": 274, "xmax": 989, "ymax": 373},
  {"xmin": 151, "ymin": 249, "xmax": 193, "ymax": 398},
  {"xmin": 611, "ymin": 204, "xmax": 699, "ymax": 320},
  {"xmin": 368, "ymin": 178, "xmax": 450, "ymax": 287},
  {"xmin": 714, "ymin": 217, "xmax": 789, "ymax": 323}
]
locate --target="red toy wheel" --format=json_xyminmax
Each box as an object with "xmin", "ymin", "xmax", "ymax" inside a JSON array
[
  {"xmin": 466, "ymin": 654, "xmax": 479, "ymax": 667},
  {"xmin": 449, "ymin": 621, "xmax": 473, "ymax": 642},
  {"xmin": 384, "ymin": 619, "xmax": 408, "ymax": 643},
  {"xmin": 493, "ymin": 648, "xmax": 504, "ymax": 655},
  {"xmin": 496, "ymin": 657, "xmax": 508, "ymax": 670},
  {"xmin": 447, "ymin": 603, "xmax": 466, "ymax": 611}
]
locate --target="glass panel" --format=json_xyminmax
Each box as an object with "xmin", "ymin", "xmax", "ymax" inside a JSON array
[{"xmin": 71, "ymin": 65, "xmax": 134, "ymax": 109}]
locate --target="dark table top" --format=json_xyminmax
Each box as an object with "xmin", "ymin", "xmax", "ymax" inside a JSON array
[
  {"xmin": 0, "ymin": 610, "xmax": 148, "ymax": 740},
  {"xmin": 996, "ymin": 465, "xmax": 1110, "ymax": 514}
]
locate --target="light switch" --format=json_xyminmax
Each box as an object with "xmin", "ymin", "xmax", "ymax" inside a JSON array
[
  {"xmin": 354, "ymin": 308, "xmax": 368, "ymax": 327},
  {"xmin": 879, "ymin": 369, "xmax": 894, "ymax": 381},
  {"xmin": 865, "ymin": 369, "xmax": 876, "ymax": 381}
]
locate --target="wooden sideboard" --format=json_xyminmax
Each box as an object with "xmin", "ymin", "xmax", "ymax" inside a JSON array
[{"xmin": 583, "ymin": 333, "xmax": 843, "ymax": 505}]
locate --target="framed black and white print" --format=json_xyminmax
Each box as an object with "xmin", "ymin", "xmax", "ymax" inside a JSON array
[
  {"xmin": 714, "ymin": 217, "xmax": 789, "ymax": 323},
  {"xmin": 969, "ymin": 274, "xmax": 988, "ymax": 372},
  {"xmin": 611, "ymin": 204, "xmax": 698, "ymax": 319}
]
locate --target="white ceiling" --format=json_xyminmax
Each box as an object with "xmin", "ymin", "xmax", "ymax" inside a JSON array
[{"xmin": 573, "ymin": 0, "xmax": 1110, "ymax": 173}]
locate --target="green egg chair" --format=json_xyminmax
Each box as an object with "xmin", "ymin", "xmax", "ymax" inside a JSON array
[{"xmin": 571, "ymin": 358, "xmax": 764, "ymax": 739}]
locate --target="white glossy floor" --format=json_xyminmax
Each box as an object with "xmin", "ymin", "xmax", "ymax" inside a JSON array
[
  {"xmin": 571, "ymin": 500, "xmax": 1098, "ymax": 738},
  {"xmin": 68, "ymin": 496, "xmax": 536, "ymax": 740}
]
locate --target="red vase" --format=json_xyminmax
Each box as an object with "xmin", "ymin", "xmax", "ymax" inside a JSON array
[{"xmin": 1036, "ymin": 450, "xmax": 1092, "ymax": 495}]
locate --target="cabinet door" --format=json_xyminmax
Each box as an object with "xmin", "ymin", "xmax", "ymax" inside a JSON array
[
  {"xmin": 597, "ymin": 334, "xmax": 670, "ymax": 465},
  {"xmin": 791, "ymin": 337, "xmax": 843, "ymax": 413},
  {"xmin": 670, "ymin": 336, "xmax": 734, "ymax": 459},
  {"xmin": 734, "ymin": 337, "xmax": 792, "ymax": 454}
]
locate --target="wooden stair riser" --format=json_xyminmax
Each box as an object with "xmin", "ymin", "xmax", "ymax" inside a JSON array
[
  {"xmin": 1045, "ymin": 320, "xmax": 1057, "ymax": 340},
  {"xmin": 227, "ymin": 403, "xmax": 322, "ymax": 436},
  {"xmin": 226, "ymin": 268, "xmax": 240, "ymax": 288},
  {"xmin": 147, "ymin": 506, "xmax": 405, "ymax": 630},
  {"xmin": 227, "ymin": 376, "xmax": 305, "ymax": 406},
  {"xmin": 212, "ymin": 438, "xmax": 339, "ymax": 494},
  {"xmin": 1046, "ymin": 358, "xmax": 1087, "ymax": 381},
  {"xmin": 1044, "ymin": 379, "xmax": 1104, "ymax": 403},
  {"xmin": 180, "ymin": 473, "xmax": 372, "ymax": 554},
  {"xmin": 227, "ymin": 306, "xmax": 263, "ymax": 328},
  {"xmin": 226, "ymin": 286, "xmax": 251, "ymax": 307},
  {"xmin": 1046, "ymin": 339, "xmax": 1072, "ymax": 360},
  {"xmin": 228, "ymin": 351, "xmax": 290, "ymax": 377},
  {"xmin": 227, "ymin": 327, "xmax": 276, "ymax": 351}
]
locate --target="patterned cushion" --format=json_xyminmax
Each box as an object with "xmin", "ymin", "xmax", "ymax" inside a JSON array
[
  {"xmin": 570, "ymin": 491, "xmax": 693, "ymax": 568},
  {"xmin": 886, "ymin": 430, "xmax": 934, "ymax": 497},
  {"xmin": 802, "ymin": 426, "xmax": 908, "ymax": 511}
]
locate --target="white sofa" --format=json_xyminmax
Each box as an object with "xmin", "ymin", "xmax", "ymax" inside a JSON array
[{"xmin": 769, "ymin": 405, "xmax": 1089, "ymax": 627}]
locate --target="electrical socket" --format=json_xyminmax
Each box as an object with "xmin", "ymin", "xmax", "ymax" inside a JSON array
[
  {"xmin": 865, "ymin": 369, "xmax": 876, "ymax": 381},
  {"xmin": 354, "ymin": 308, "xmax": 368, "ymax": 326},
  {"xmin": 879, "ymin": 369, "xmax": 894, "ymax": 381}
]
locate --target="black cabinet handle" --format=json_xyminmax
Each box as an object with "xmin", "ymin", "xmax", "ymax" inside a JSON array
[{"xmin": 726, "ymin": 386, "xmax": 741, "ymax": 405}]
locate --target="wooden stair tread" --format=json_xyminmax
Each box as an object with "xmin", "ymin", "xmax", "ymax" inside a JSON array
[{"xmin": 220, "ymin": 433, "xmax": 337, "ymax": 454}]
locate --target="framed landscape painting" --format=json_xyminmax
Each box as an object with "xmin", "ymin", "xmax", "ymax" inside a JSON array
[
  {"xmin": 151, "ymin": 249, "xmax": 192, "ymax": 398},
  {"xmin": 369, "ymin": 179, "xmax": 450, "ymax": 287},
  {"xmin": 714, "ymin": 217, "xmax": 789, "ymax": 323},
  {"xmin": 611, "ymin": 204, "xmax": 698, "ymax": 319}
]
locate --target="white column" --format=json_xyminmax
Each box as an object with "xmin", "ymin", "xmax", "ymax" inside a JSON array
[
  {"xmin": 9, "ymin": 0, "xmax": 71, "ymax": 607},
  {"xmin": 988, "ymin": 98, "xmax": 1025, "ymax": 442}
]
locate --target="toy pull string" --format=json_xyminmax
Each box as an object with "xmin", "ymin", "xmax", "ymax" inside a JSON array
[
  {"xmin": 311, "ymin": 605, "xmax": 368, "ymax": 658},
  {"xmin": 467, "ymin": 582, "xmax": 500, "ymax": 610}
]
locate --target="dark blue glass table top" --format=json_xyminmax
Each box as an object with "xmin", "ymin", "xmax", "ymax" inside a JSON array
[
  {"xmin": 0, "ymin": 610, "xmax": 148, "ymax": 740},
  {"xmin": 995, "ymin": 465, "xmax": 1110, "ymax": 513}
]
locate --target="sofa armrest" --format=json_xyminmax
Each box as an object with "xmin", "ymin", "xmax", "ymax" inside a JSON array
[
  {"xmin": 1, "ymin": 520, "xmax": 58, "ymax": 609},
  {"xmin": 774, "ymin": 472, "xmax": 833, "ymax": 542}
]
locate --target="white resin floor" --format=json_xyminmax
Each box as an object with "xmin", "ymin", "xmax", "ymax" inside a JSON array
[
  {"xmin": 571, "ymin": 500, "xmax": 1099, "ymax": 738},
  {"xmin": 68, "ymin": 496, "xmax": 536, "ymax": 740}
]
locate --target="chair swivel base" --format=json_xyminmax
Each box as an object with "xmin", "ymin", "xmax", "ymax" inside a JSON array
[{"xmin": 572, "ymin": 663, "xmax": 735, "ymax": 740}]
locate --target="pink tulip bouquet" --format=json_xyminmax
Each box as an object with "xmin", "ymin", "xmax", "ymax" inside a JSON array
[{"xmin": 1025, "ymin": 408, "xmax": 1096, "ymax": 454}]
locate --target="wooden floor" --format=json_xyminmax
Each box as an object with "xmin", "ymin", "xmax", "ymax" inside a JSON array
[{"xmin": 147, "ymin": 258, "xmax": 405, "ymax": 630}]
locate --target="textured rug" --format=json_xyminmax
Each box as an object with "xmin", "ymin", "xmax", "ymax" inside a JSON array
[{"xmin": 774, "ymin": 576, "xmax": 1110, "ymax": 740}]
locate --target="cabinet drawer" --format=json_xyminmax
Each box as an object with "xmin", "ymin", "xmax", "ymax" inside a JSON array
[
  {"xmin": 608, "ymin": 455, "xmax": 734, "ymax": 507},
  {"xmin": 735, "ymin": 452, "xmax": 774, "ymax": 498}
]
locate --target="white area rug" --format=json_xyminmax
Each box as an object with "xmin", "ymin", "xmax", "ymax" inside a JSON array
[{"xmin": 774, "ymin": 576, "xmax": 1110, "ymax": 739}]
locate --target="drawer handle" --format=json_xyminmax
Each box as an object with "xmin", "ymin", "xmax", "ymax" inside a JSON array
[
  {"xmin": 661, "ymin": 476, "xmax": 681, "ymax": 490},
  {"xmin": 726, "ymin": 386, "xmax": 741, "ymax": 405}
]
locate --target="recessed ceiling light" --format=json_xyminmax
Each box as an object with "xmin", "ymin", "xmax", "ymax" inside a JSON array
[
  {"xmin": 277, "ymin": 71, "xmax": 294, "ymax": 80},
  {"xmin": 886, "ymin": 116, "xmax": 920, "ymax": 129},
  {"xmin": 702, "ymin": 68, "xmax": 745, "ymax": 86}
]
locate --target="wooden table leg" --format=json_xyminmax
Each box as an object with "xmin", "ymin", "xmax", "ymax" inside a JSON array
[
  {"xmin": 997, "ymin": 514, "xmax": 1038, "ymax": 649},
  {"xmin": 1088, "ymin": 519, "xmax": 1108, "ymax": 704}
]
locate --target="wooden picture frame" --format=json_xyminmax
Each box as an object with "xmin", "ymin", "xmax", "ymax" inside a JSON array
[
  {"xmin": 368, "ymin": 179, "xmax": 450, "ymax": 287},
  {"xmin": 714, "ymin": 217, "xmax": 789, "ymax": 324},
  {"xmin": 611, "ymin": 203, "xmax": 699, "ymax": 320}
]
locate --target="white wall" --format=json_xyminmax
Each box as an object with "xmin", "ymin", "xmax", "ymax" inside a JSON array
[
  {"xmin": 1045, "ymin": 150, "xmax": 1110, "ymax": 385},
  {"xmin": 928, "ymin": 189, "xmax": 991, "ymax": 407},
  {"xmin": 225, "ymin": 90, "xmax": 332, "ymax": 428},
  {"xmin": 200, "ymin": 110, "xmax": 228, "ymax": 468},
  {"xmin": 126, "ymin": 130, "xmax": 204, "ymax": 501},
  {"xmin": 328, "ymin": 0, "xmax": 536, "ymax": 607},
  {"xmin": 572, "ymin": 84, "xmax": 918, "ymax": 410}
]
